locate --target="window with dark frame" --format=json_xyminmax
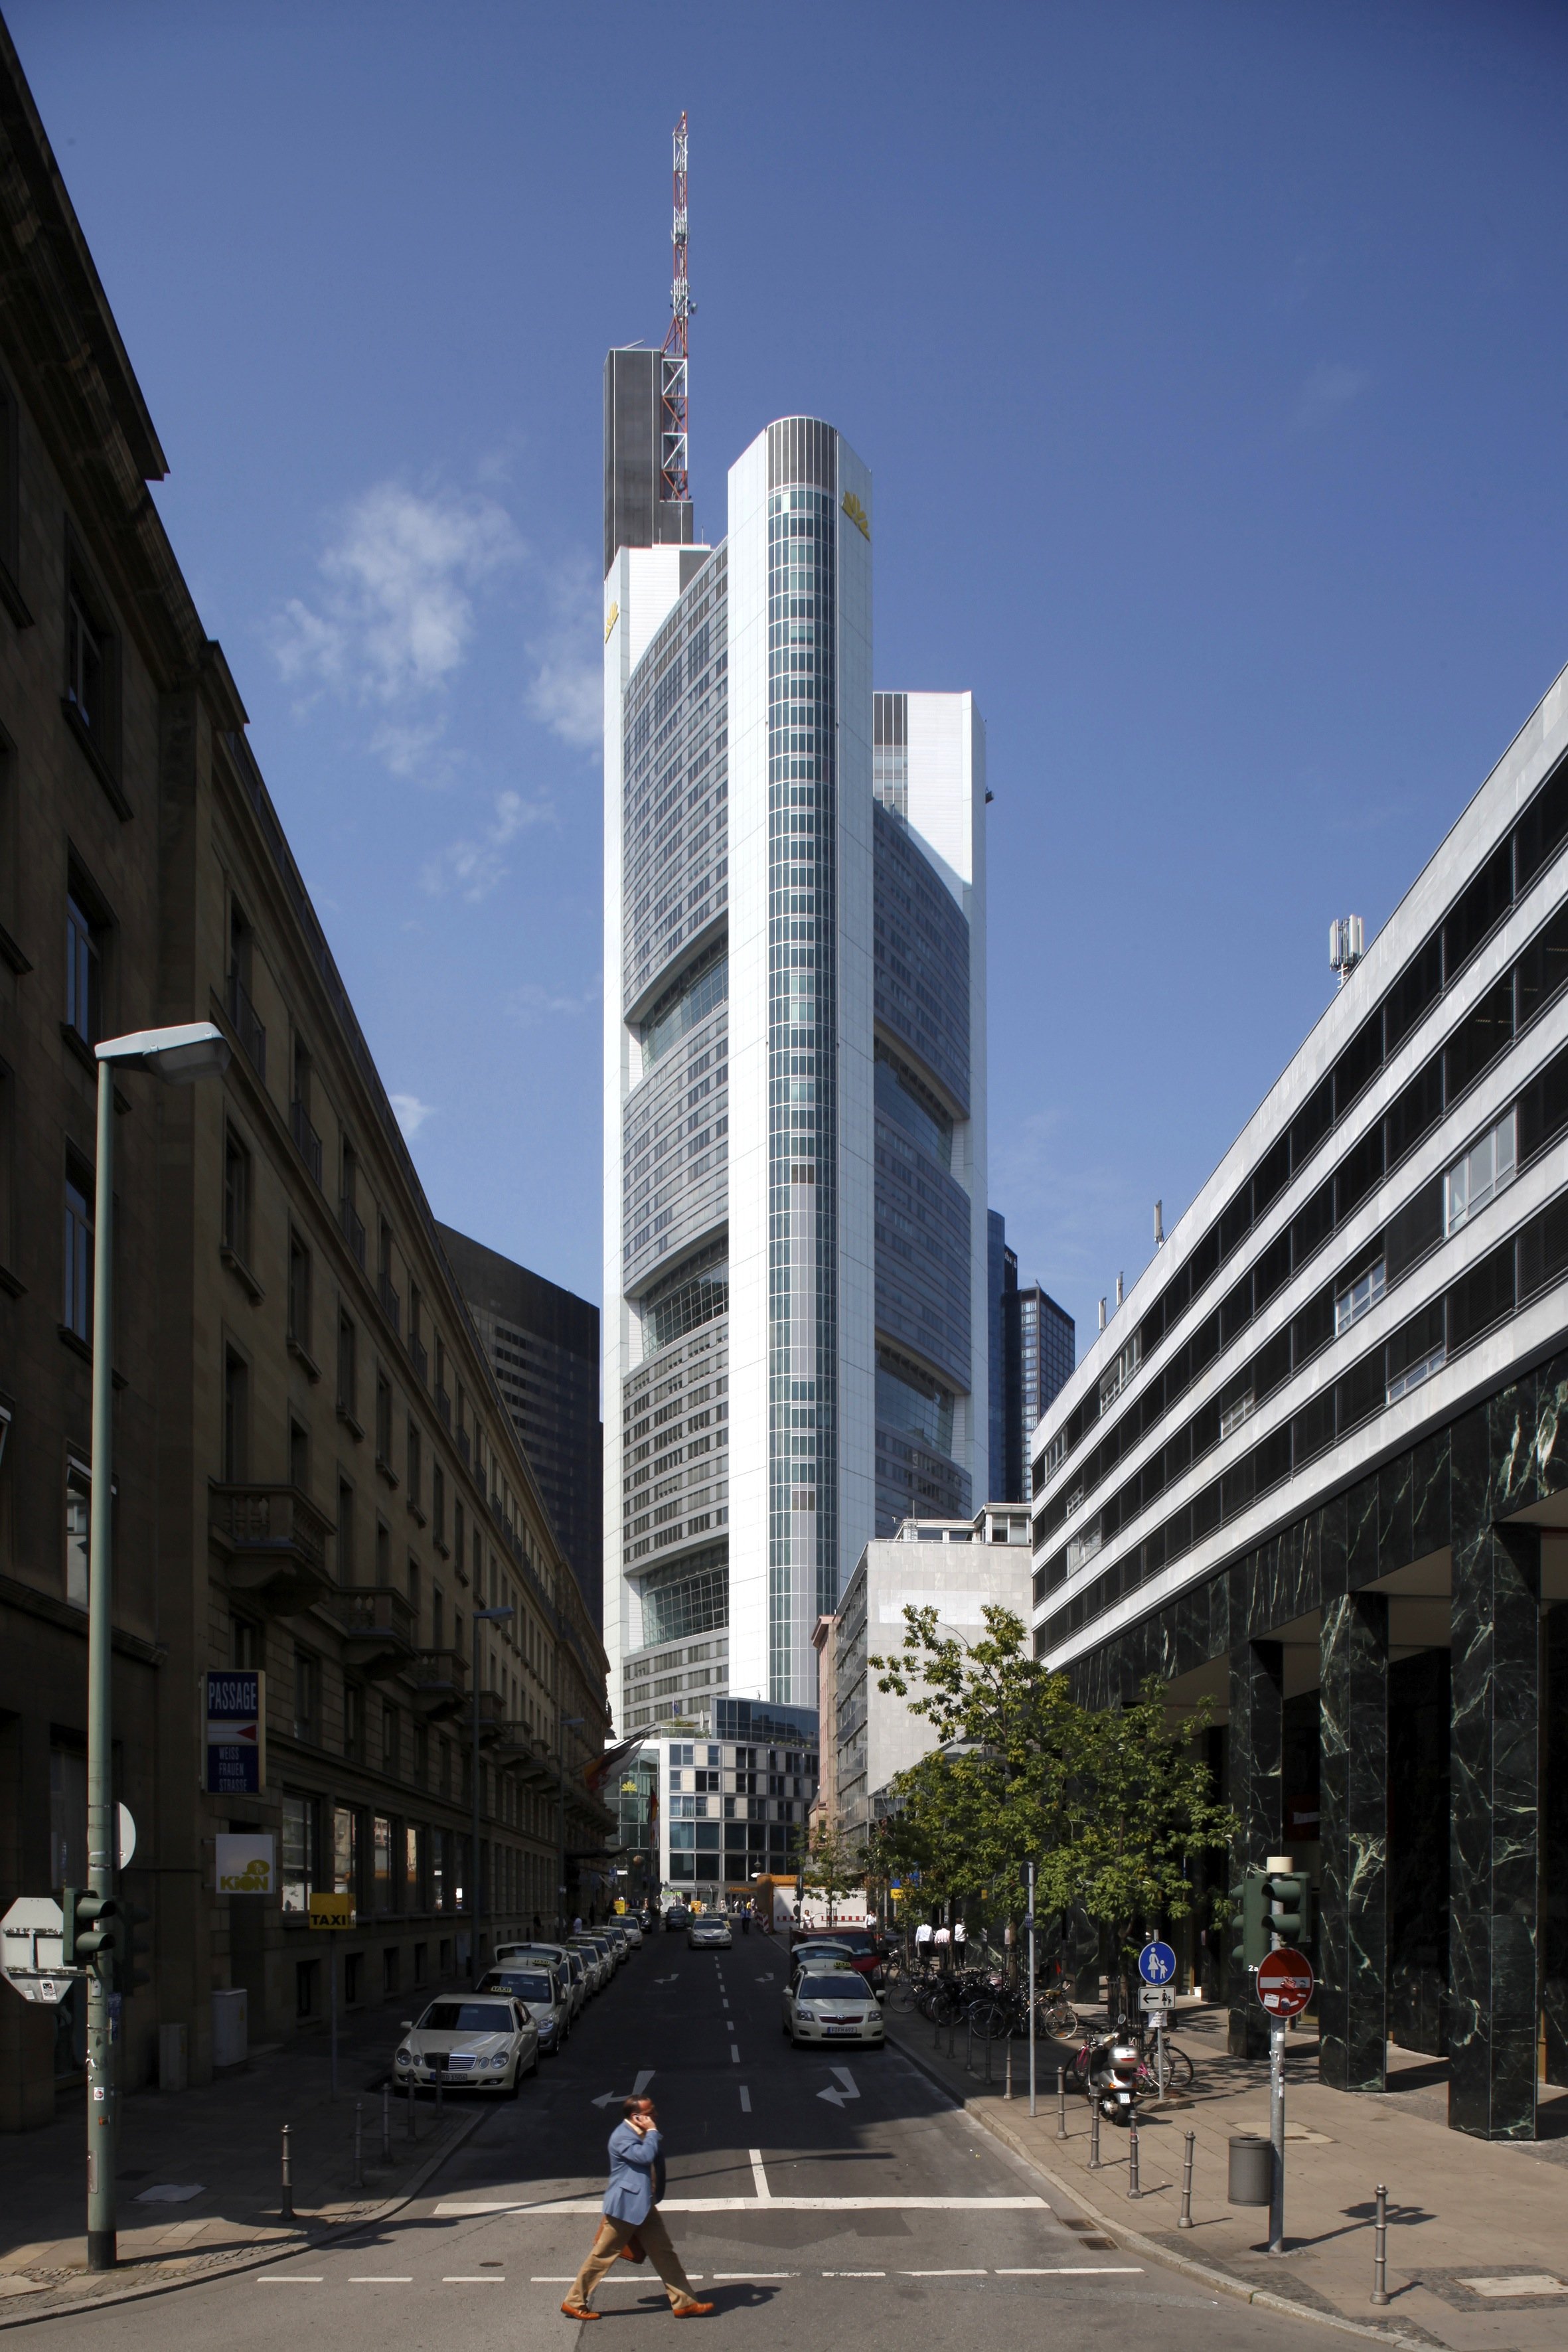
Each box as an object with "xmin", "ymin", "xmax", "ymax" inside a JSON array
[
  {"xmin": 222, "ymin": 1125, "xmax": 252, "ymax": 1263},
  {"xmin": 289, "ymin": 1418, "xmax": 309, "ymax": 1494},
  {"xmin": 63, "ymin": 1159, "xmax": 92, "ymax": 1340},
  {"xmin": 287, "ymin": 1229, "xmax": 311, "ymax": 1351},
  {"xmin": 407, "ymin": 1416, "xmax": 422, "ymax": 1507},
  {"xmin": 337, "ymin": 1478, "xmax": 355, "ymax": 1585},
  {"xmin": 65, "ymin": 888, "xmax": 102, "ymax": 1046},
  {"xmin": 64, "ymin": 1458, "xmax": 90, "ymax": 1608},
  {"xmin": 376, "ymin": 1372, "xmax": 392, "ymax": 1466},
  {"xmin": 293, "ymin": 1649, "xmax": 318, "ymax": 1743},
  {"xmin": 337, "ymin": 1311, "xmax": 357, "ymax": 1422},
  {"xmin": 222, "ymin": 1349, "xmax": 249, "ymax": 1483},
  {"xmin": 66, "ymin": 584, "xmax": 107, "ymax": 736}
]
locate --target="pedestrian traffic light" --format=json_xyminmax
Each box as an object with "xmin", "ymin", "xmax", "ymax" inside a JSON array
[
  {"xmin": 1229, "ymin": 1869, "xmax": 1272, "ymax": 1970},
  {"xmin": 112, "ymin": 1901, "xmax": 152, "ymax": 1997},
  {"xmin": 1263, "ymin": 1871, "xmax": 1312, "ymax": 1948},
  {"xmin": 61, "ymin": 1889, "xmax": 118, "ymax": 1973}
]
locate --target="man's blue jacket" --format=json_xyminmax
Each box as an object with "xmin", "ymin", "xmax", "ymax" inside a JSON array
[{"xmin": 602, "ymin": 2121, "xmax": 665, "ymax": 2224}]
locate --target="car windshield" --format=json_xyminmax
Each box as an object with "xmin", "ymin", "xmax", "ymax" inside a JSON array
[
  {"xmin": 418, "ymin": 2001, "xmax": 513, "ymax": 2033},
  {"xmin": 797, "ymin": 1945, "xmax": 854, "ymax": 1964},
  {"xmin": 481, "ymin": 1972, "xmax": 553, "ymax": 2002},
  {"xmin": 799, "ymin": 1976, "xmax": 867, "ymax": 2003}
]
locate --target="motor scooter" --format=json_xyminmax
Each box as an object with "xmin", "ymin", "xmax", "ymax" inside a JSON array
[{"xmin": 1084, "ymin": 2018, "xmax": 1143, "ymax": 2128}]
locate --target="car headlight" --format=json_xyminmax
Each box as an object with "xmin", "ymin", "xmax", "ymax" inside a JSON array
[
  {"xmin": 491, "ymin": 2052, "xmax": 509, "ymax": 2068},
  {"xmin": 795, "ymin": 2007, "xmax": 816, "ymax": 2021},
  {"xmin": 396, "ymin": 2049, "xmax": 413, "ymax": 2065}
]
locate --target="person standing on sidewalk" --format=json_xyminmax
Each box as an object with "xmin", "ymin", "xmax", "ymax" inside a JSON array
[
  {"xmin": 562, "ymin": 2096, "xmax": 713, "ymax": 2321},
  {"xmin": 915, "ymin": 1917, "xmax": 933, "ymax": 1962}
]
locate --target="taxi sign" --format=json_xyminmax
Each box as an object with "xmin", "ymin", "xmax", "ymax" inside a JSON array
[
  {"xmin": 308, "ymin": 1892, "xmax": 354, "ymax": 1930},
  {"xmin": 1256, "ymin": 1945, "xmax": 1314, "ymax": 2017}
]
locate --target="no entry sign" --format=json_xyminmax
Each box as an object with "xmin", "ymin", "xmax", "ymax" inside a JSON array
[{"xmin": 1256, "ymin": 1946, "xmax": 1314, "ymax": 2018}]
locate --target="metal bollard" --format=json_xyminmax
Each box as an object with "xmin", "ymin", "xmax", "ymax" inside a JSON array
[
  {"xmin": 1089, "ymin": 2100, "xmax": 1103, "ymax": 2171},
  {"xmin": 1178, "ymin": 2128, "xmax": 1195, "ymax": 2227},
  {"xmin": 1372, "ymin": 2183, "xmax": 1389, "ymax": 2306},
  {"xmin": 435, "ymin": 2063, "xmax": 443, "ymax": 2122},
  {"xmin": 1128, "ymin": 2111, "xmax": 1142, "ymax": 2199},
  {"xmin": 1056, "ymin": 2065, "xmax": 1067, "ymax": 2140},
  {"xmin": 281, "ymin": 2123, "xmax": 295, "ymax": 2223},
  {"xmin": 353, "ymin": 2101, "xmax": 364, "ymax": 2191},
  {"xmin": 406, "ymin": 2071, "xmax": 416, "ymax": 2140},
  {"xmin": 382, "ymin": 2082, "xmax": 391, "ymax": 2162},
  {"xmin": 1004, "ymin": 2039, "xmax": 1013, "ymax": 2100}
]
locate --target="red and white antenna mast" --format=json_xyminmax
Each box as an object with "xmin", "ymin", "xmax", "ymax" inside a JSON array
[{"xmin": 659, "ymin": 112, "xmax": 690, "ymax": 508}]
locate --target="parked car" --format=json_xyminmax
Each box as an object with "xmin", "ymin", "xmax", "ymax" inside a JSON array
[
  {"xmin": 787, "ymin": 1939, "xmax": 861, "ymax": 1984},
  {"xmin": 782, "ymin": 1970, "xmax": 886, "ymax": 2049},
  {"xmin": 574, "ymin": 1932, "xmax": 617, "ymax": 1982},
  {"xmin": 619, "ymin": 1916, "xmax": 644, "ymax": 1948},
  {"xmin": 688, "ymin": 1915, "xmax": 732, "ymax": 1950},
  {"xmin": 493, "ymin": 1941, "xmax": 588, "ymax": 2019},
  {"xmin": 664, "ymin": 1905, "xmax": 691, "ymax": 1931},
  {"xmin": 791, "ymin": 1926, "xmax": 886, "ymax": 1986},
  {"xmin": 601, "ymin": 1922, "xmax": 631, "ymax": 1963},
  {"xmin": 476, "ymin": 1964, "xmax": 570, "ymax": 2055},
  {"xmin": 567, "ymin": 1936, "xmax": 609, "ymax": 1992},
  {"xmin": 395, "ymin": 1993, "xmax": 538, "ymax": 2092}
]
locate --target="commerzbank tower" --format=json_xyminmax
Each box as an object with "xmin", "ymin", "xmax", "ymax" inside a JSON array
[{"xmin": 602, "ymin": 121, "xmax": 992, "ymax": 1755}]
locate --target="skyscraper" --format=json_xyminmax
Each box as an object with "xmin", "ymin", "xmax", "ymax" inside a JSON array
[
  {"xmin": 603, "ymin": 399, "xmax": 989, "ymax": 1734},
  {"xmin": 988, "ymin": 1210, "xmax": 1018, "ymax": 1500},
  {"xmin": 1012, "ymin": 1281, "xmax": 1075, "ymax": 1498}
]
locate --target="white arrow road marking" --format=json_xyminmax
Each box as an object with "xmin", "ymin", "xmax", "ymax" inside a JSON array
[
  {"xmin": 591, "ymin": 2067, "xmax": 655, "ymax": 2108},
  {"xmin": 818, "ymin": 2065, "xmax": 860, "ymax": 2106},
  {"xmin": 754, "ymin": 1974, "xmax": 774, "ymax": 1983},
  {"xmin": 653, "ymin": 1974, "xmax": 680, "ymax": 1985},
  {"xmin": 749, "ymin": 2149, "xmax": 770, "ymax": 2200}
]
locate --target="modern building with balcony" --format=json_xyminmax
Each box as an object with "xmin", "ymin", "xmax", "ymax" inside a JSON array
[
  {"xmin": 1030, "ymin": 659, "xmax": 1568, "ymax": 2140},
  {"xmin": 602, "ymin": 384, "xmax": 990, "ymax": 1743}
]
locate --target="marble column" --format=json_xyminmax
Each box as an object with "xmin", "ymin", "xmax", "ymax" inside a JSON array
[
  {"xmin": 1319, "ymin": 1592, "xmax": 1389, "ymax": 2091},
  {"xmin": 1228, "ymin": 1637, "xmax": 1283, "ymax": 2059},
  {"xmin": 1449, "ymin": 1405, "xmax": 1541, "ymax": 2140}
]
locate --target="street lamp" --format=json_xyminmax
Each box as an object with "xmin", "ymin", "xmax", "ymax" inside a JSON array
[
  {"xmin": 86, "ymin": 1023, "xmax": 230, "ymax": 2271},
  {"xmin": 556, "ymin": 1713, "xmax": 584, "ymax": 1934},
  {"xmin": 471, "ymin": 1605, "xmax": 514, "ymax": 1969}
]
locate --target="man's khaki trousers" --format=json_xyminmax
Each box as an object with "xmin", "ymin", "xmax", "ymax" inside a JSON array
[{"xmin": 569, "ymin": 2210, "xmax": 698, "ymax": 2310}]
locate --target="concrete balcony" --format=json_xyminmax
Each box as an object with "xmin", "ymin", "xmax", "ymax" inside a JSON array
[
  {"xmin": 401, "ymin": 1646, "xmax": 468, "ymax": 1721},
  {"xmin": 467, "ymin": 1685, "xmax": 509, "ymax": 1746},
  {"xmin": 329, "ymin": 1583, "xmax": 416, "ymax": 1679},
  {"xmin": 208, "ymin": 1482, "xmax": 333, "ymax": 1617}
]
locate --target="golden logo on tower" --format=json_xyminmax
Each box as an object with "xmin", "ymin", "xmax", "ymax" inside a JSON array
[
  {"xmin": 840, "ymin": 491, "xmax": 870, "ymax": 540},
  {"xmin": 603, "ymin": 601, "xmax": 620, "ymax": 643}
]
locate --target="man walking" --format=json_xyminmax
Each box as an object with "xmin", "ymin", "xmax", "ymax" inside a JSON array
[{"xmin": 562, "ymin": 2095, "xmax": 712, "ymax": 2321}]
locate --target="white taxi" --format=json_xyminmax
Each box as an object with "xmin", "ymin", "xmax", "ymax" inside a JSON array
[
  {"xmin": 782, "ymin": 1968, "xmax": 886, "ymax": 2048},
  {"xmin": 395, "ymin": 1992, "xmax": 538, "ymax": 2092}
]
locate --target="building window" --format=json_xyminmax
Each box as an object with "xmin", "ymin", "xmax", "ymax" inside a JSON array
[
  {"xmin": 64, "ymin": 1458, "xmax": 91, "ymax": 1609},
  {"xmin": 333, "ymin": 1803, "xmax": 359, "ymax": 1903},
  {"xmin": 1335, "ymin": 1259, "xmax": 1386, "ymax": 1337},
  {"xmin": 231, "ymin": 1615, "xmax": 260, "ymax": 1670},
  {"xmin": 1445, "ymin": 1107, "xmax": 1517, "ymax": 1237},
  {"xmin": 376, "ymin": 1372, "xmax": 393, "ymax": 1466},
  {"xmin": 382, "ymin": 1701, "xmax": 399, "ymax": 1776},
  {"xmin": 63, "ymin": 1162, "xmax": 92, "ymax": 1340},
  {"xmin": 407, "ymin": 1418, "xmax": 422, "ymax": 1509},
  {"xmin": 432, "ymin": 1462, "xmax": 445, "ymax": 1547},
  {"xmin": 374, "ymin": 1814, "xmax": 393, "ymax": 1912},
  {"xmin": 222, "ymin": 1349, "xmax": 249, "ymax": 1482},
  {"xmin": 281, "ymin": 1792, "xmax": 320, "ymax": 1913},
  {"xmin": 65, "ymin": 890, "xmax": 102, "ymax": 1046},
  {"xmin": 293, "ymin": 1648, "xmax": 318, "ymax": 1744},
  {"xmin": 289, "ymin": 1417, "xmax": 309, "ymax": 1494},
  {"xmin": 221, "ymin": 1127, "xmax": 252, "ymax": 1263},
  {"xmin": 66, "ymin": 579, "xmax": 111, "ymax": 742},
  {"xmin": 337, "ymin": 1312, "xmax": 358, "ymax": 1423},
  {"xmin": 337, "ymin": 1478, "xmax": 355, "ymax": 1585},
  {"xmin": 407, "ymin": 1559, "xmax": 421, "ymax": 1640},
  {"xmin": 344, "ymin": 1680, "xmax": 362, "ymax": 1761},
  {"xmin": 295, "ymin": 1960, "xmax": 318, "ymax": 2019},
  {"xmin": 1219, "ymin": 1387, "xmax": 1256, "ymax": 1441},
  {"xmin": 287, "ymin": 1229, "xmax": 312, "ymax": 1352}
]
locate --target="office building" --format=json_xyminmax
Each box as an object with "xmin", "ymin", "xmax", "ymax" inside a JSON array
[
  {"xmin": 602, "ymin": 394, "xmax": 990, "ymax": 1737},
  {"xmin": 617, "ymin": 1700, "xmax": 820, "ymax": 1909},
  {"xmin": 437, "ymin": 1225, "xmax": 603, "ymax": 1630},
  {"xmin": 0, "ymin": 33, "xmax": 611, "ymax": 2126},
  {"xmin": 1012, "ymin": 1280, "xmax": 1075, "ymax": 1500},
  {"xmin": 831, "ymin": 1506, "xmax": 1033, "ymax": 1848},
  {"xmin": 1031, "ymin": 658, "xmax": 1568, "ymax": 2138},
  {"xmin": 988, "ymin": 1211, "xmax": 1018, "ymax": 1502}
]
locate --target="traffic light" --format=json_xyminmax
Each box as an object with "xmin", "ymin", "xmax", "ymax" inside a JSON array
[
  {"xmin": 112, "ymin": 1901, "xmax": 152, "ymax": 1997},
  {"xmin": 1229, "ymin": 1869, "xmax": 1272, "ymax": 1970},
  {"xmin": 61, "ymin": 1889, "xmax": 118, "ymax": 1974},
  {"xmin": 1264, "ymin": 1871, "xmax": 1312, "ymax": 1948}
]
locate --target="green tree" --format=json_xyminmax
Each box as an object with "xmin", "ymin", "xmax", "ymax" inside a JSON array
[{"xmin": 794, "ymin": 1810, "xmax": 866, "ymax": 1927}]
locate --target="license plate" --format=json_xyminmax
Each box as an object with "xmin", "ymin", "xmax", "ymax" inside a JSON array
[{"xmin": 826, "ymin": 2024, "xmax": 860, "ymax": 2034}]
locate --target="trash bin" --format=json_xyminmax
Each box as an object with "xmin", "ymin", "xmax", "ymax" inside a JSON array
[{"xmin": 1228, "ymin": 2134, "xmax": 1274, "ymax": 2207}]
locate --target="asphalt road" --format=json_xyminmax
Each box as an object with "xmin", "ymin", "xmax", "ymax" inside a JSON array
[{"xmin": 19, "ymin": 1936, "xmax": 1328, "ymax": 2348}]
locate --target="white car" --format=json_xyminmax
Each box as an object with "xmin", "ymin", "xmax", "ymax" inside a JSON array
[
  {"xmin": 783, "ymin": 1970, "xmax": 885, "ymax": 2048},
  {"xmin": 395, "ymin": 1993, "xmax": 538, "ymax": 2092},
  {"xmin": 619, "ymin": 1917, "xmax": 644, "ymax": 1948},
  {"xmin": 688, "ymin": 1916, "xmax": 732, "ymax": 1950},
  {"xmin": 495, "ymin": 1942, "xmax": 588, "ymax": 2019}
]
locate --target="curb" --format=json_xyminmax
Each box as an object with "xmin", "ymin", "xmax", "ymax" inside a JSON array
[
  {"xmin": 886, "ymin": 2027, "xmax": 1433, "ymax": 2352},
  {"xmin": 0, "ymin": 2104, "xmax": 490, "ymax": 2329}
]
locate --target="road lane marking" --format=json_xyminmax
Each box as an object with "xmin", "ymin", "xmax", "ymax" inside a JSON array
[
  {"xmin": 437, "ymin": 2195, "xmax": 1047, "ymax": 2215},
  {"xmin": 903, "ymin": 2270, "xmax": 985, "ymax": 2277},
  {"xmin": 748, "ymin": 2148, "xmax": 770, "ymax": 2200},
  {"xmin": 258, "ymin": 2276, "xmax": 323, "ymax": 2284},
  {"xmin": 349, "ymin": 2276, "xmax": 413, "ymax": 2283},
  {"xmin": 823, "ymin": 2272, "xmax": 885, "ymax": 2278},
  {"xmin": 714, "ymin": 2272, "xmax": 797, "ymax": 2280},
  {"xmin": 994, "ymin": 2267, "xmax": 1144, "ymax": 2276},
  {"xmin": 739, "ymin": 2086, "xmax": 752, "ymax": 2112},
  {"xmin": 443, "ymin": 2276, "xmax": 507, "ymax": 2283},
  {"xmin": 730, "ymin": 2042, "xmax": 740, "ymax": 2061},
  {"xmin": 531, "ymin": 2277, "xmax": 576, "ymax": 2283}
]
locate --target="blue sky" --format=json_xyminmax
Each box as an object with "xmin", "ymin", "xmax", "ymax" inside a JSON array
[{"xmin": 15, "ymin": 0, "xmax": 1568, "ymax": 1363}]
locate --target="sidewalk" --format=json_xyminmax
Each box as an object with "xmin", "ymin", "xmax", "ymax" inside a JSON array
[
  {"xmin": 888, "ymin": 2002, "xmax": 1568, "ymax": 2351},
  {"xmin": 0, "ymin": 1994, "xmax": 483, "ymax": 2325}
]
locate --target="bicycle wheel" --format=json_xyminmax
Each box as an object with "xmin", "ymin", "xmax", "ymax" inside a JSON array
[
  {"xmin": 1162, "ymin": 2042, "xmax": 1195, "ymax": 2090},
  {"xmin": 1044, "ymin": 1999, "xmax": 1077, "ymax": 2039},
  {"xmin": 887, "ymin": 1978, "xmax": 917, "ymax": 2013}
]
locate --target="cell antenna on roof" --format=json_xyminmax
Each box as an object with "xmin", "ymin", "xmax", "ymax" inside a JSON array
[
  {"xmin": 1330, "ymin": 915, "xmax": 1364, "ymax": 987},
  {"xmin": 659, "ymin": 114, "xmax": 691, "ymax": 512}
]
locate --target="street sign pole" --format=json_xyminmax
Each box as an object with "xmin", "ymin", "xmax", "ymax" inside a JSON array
[
  {"xmin": 86, "ymin": 1056, "xmax": 117, "ymax": 2272},
  {"xmin": 1269, "ymin": 2013, "xmax": 1286, "ymax": 2253},
  {"xmin": 1026, "ymin": 1858, "xmax": 1036, "ymax": 2119},
  {"xmin": 330, "ymin": 1935, "xmax": 339, "ymax": 2102}
]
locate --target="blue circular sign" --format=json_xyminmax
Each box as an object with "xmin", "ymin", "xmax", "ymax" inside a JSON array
[{"xmin": 1137, "ymin": 1940, "xmax": 1177, "ymax": 1985}]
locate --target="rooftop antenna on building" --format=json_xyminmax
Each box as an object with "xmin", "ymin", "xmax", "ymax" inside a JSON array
[
  {"xmin": 660, "ymin": 113, "xmax": 691, "ymax": 512},
  {"xmin": 1154, "ymin": 1200, "xmax": 1165, "ymax": 1247},
  {"xmin": 1329, "ymin": 915, "xmax": 1364, "ymax": 988},
  {"xmin": 1097, "ymin": 1296, "xmax": 1107, "ymax": 1334}
]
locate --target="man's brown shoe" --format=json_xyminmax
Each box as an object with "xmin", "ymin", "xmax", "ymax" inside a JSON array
[
  {"xmin": 560, "ymin": 2302, "xmax": 600, "ymax": 2320},
  {"xmin": 672, "ymin": 2302, "xmax": 715, "ymax": 2317}
]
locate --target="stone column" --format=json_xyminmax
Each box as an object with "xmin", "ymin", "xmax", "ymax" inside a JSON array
[
  {"xmin": 1449, "ymin": 1406, "xmax": 1541, "ymax": 2140},
  {"xmin": 1319, "ymin": 1592, "xmax": 1389, "ymax": 2091},
  {"xmin": 1228, "ymin": 1638, "xmax": 1283, "ymax": 2059}
]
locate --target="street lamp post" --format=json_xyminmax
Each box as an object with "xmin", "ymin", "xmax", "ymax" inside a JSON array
[
  {"xmin": 86, "ymin": 1024, "xmax": 230, "ymax": 2270},
  {"xmin": 471, "ymin": 1605, "xmax": 514, "ymax": 1971},
  {"xmin": 556, "ymin": 1713, "xmax": 584, "ymax": 1934}
]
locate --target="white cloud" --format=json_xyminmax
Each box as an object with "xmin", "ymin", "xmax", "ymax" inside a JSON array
[
  {"xmin": 420, "ymin": 788, "xmax": 555, "ymax": 902},
  {"xmin": 272, "ymin": 483, "xmax": 521, "ymax": 763},
  {"xmin": 507, "ymin": 978, "xmax": 597, "ymax": 1028},
  {"xmin": 389, "ymin": 1093, "xmax": 436, "ymax": 1140},
  {"xmin": 1293, "ymin": 362, "xmax": 1370, "ymax": 431},
  {"xmin": 524, "ymin": 552, "xmax": 601, "ymax": 751}
]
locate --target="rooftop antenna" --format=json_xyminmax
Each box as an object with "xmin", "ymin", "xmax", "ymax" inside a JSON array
[
  {"xmin": 1329, "ymin": 915, "xmax": 1364, "ymax": 988},
  {"xmin": 660, "ymin": 112, "xmax": 691, "ymax": 511}
]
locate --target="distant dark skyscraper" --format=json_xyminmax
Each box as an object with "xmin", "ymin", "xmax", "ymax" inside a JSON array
[
  {"xmin": 988, "ymin": 1211, "xmax": 1075, "ymax": 1502},
  {"xmin": 437, "ymin": 1226, "xmax": 603, "ymax": 1630}
]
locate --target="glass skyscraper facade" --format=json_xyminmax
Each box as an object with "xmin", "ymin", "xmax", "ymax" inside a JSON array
[
  {"xmin": 985, "ymin": 1214, "xmax": 1075, "ymax": 1504},
  {"xmin": 603, "ymin": 388, "xmax": 988, "ymax": 1742}
]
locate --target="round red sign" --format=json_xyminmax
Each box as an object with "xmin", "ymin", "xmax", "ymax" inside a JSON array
[{"xmin": 1256, "ymin": 1946, "xmax": 1314, "ymax": 2017}]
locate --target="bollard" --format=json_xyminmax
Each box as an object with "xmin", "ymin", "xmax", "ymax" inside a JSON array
[
  {"xmin": 1089, "ymin": 2099, "xmax": 1103, "ymax": 2171},
  {"xmin": 1128, "ymin": 2111, "xmax": 1142, "ymax": 2199},
  {"xmin": 1372, "ymin": 2183, "xmax": 1389, "ymax": 2306},
  {"xmin": 353, "ymin": 2101, "xmax": 364, "ymax": 2191},
  {"xmin": 435, "ymin": 2061, "xmax": 443, "ymax": 2123},
  {"xmin": 382, "ymin": 2082, "xmax": 391, "ymax": 2163},
  {"xmin": 281, "ymin": 2122, "xmax": 295, "ymax": 2224},
  {"xmin": 1056, "ymin": 2065, "xmax": 1067, "ymax": 2140},
  {"xmin": 1178, "ymin": 2128, "xmax": 1195, "ymax": 2228},
  {"xmin": 1004, "ymin": 2039, "xmax": 1013, "ymax": 2100},
  {"xmin": 406, "ymin": 2070, "xmax": 416, "ymax": 2140}
]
